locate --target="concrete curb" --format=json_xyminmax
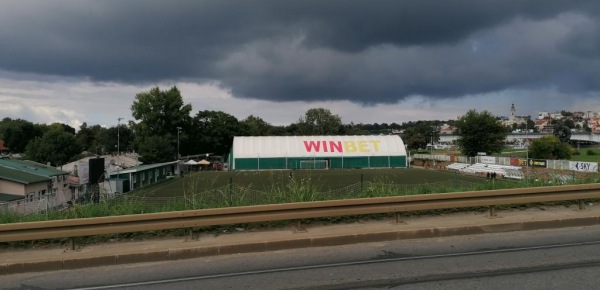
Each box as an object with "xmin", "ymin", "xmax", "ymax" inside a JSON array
[{"xmin": 2, "ymin": 214, "xmax": 600, "ymax": 275}]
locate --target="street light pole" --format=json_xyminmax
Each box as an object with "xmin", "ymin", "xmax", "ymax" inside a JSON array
[
  {"xmin": 117, "ymin": 117, "xmax": 123, "ymax": 157},
  {"xmin": 431, "ymin": 125, "xmax": 436, "ymax": 168},
  {"xmin": 177, "ymin": 127, "xmax": 182, "ymax": 159},
  {"xmin": 117, "ymin": 117, "xmax": 123, "ymax": 193},
  {"xmin": 525, "ymin": 118, "xmax": 528, "ymax": 169}
]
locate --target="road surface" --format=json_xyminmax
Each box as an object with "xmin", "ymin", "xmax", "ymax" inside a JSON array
[{"xmin": 2, "ymin": 225, "xmax": 600, "ymax": 289}]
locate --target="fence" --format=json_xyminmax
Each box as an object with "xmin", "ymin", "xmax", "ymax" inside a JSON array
[
  {"xmin": 98, "ymin": 179, "xmax": 478, "ymax": 213},
  {"xmin": 414, "ymin": 154, "xmax": 600, "ymax": 173},
  {"xmin": 0, "ymin": 190, "xmax": 80, "ymax": 215}
]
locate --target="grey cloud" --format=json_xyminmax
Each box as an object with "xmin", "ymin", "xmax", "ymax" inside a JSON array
[
  {"xmin": 217, "ymin": 14, "xmax": 598, "ymax": 103},
  {"xmin": 0, "ymin": 0, "xmax": 599, "ymax": 104}
]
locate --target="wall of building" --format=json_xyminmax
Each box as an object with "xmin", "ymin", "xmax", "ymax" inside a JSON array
[
  {"xmin": 234, "ymin": 156, "xmax": 407, "ymax": 170},
  {"xmin": 0, "ymin": 180, "xmax": 26, "ymax": 196},
  {"xmin": 0, "ymin": 180, "xmax": 49, "ymax": 200},
  {"xmin": 231, "ymin": 136, "xmax": 407, "ymax": 170}
]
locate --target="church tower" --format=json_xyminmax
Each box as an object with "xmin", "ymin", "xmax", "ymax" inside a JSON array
[{"xmin": 511, "ymin": 103, "xmax": 516, "ymax": 117}]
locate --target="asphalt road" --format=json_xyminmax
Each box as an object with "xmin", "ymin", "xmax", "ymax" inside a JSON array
[{"xmin": 3, "ymin": 225, "xmax": 600, "ymax": 290}]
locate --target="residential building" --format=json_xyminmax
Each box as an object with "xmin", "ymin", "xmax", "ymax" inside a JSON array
[
  {"xmin": 59, "ymin": 153, "xmax": 142, "ymax": 195},
  {"xmin": 0, "ymin": 165, "xmax": 51, "ymax": 203},
  {"xmin": 0, "ymin": 159, "xmax": 69, "ymax": 197},
  {"xmin": 106, "ymin": 161, "xmax": 179, "ymax": 193},
  {"xmin": 534, "ymin": 119, "xmax": 553, "ymax": 133},
  {"xmin": 439, "ymin": 123, "xmax": 457, "ymax": 135}
]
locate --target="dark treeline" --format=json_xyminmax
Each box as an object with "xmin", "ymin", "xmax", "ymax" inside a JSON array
[{"xmin": 0, "ymin": 87, "xmax": 453, "ymax": 165}]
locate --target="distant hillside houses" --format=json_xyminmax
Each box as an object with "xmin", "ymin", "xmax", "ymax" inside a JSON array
[
  {"xmin": 501, "ymin": 103, "xmax": 600, "ymax": 133},
  {"xmin": 439, "ymin": 124, "xmax": 457, "ymax": 135},
  {"xmin": 588, "ymin": 117, "xmax": 600, "ymax": 134}
]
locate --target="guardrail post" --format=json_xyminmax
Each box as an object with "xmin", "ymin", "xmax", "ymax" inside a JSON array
[
  {"xmin": 185, "ymin": 228, "xmax": 199, "ymax": 241},
  {"xmin": 489, "ymin": 205, "xmax": 497, "ymax": 217},
  {"xmin": 395, "ymin": 212, "xmax": 404, "ymax": 224},
  {"xmin": 294, "ymin": 220, "xmax": 307, "ymax": 233},
  {"xmin": 579, "ymin": 200, "xmax": 585, "ymax": 211},
  {"xmin": 69, "ymin": 238, "xmax": 77, "ymax": 251},
  {"xmin": 360, "ymin": 174, "xmax": 364, "ymax": 192}
]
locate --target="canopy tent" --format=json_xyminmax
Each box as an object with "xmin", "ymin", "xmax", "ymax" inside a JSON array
[
  {"xmin": 198, "ymin": 159, "xmax": 210, "ymax": 165},
  {"xmin": 184, "ymin": 160, "xmax": 198, "ymax": 165}
]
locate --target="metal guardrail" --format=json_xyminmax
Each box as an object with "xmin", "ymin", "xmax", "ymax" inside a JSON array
[{"xmin": 1, "ymin": 184, "xmax": 600, "ymax": 243}]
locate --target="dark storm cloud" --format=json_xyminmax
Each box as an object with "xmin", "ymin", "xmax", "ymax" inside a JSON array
[{"xmin": 0, "ymin": 0, "xmax": 599, "ymax": 103}]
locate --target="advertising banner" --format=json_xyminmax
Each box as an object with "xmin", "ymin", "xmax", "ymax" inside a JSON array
[
  {"xmin": 479, "ymin": 156, "xmax": 496, "ymax": 164},
  {"xmin": 528, "ymin": 159, "xmax": 547, "ymax": 168},
  {"xmin": 233, "ymin": 135, "xmax": 407, "ymax": 158},
  {"xmin": 78, "ymin": 161, "xmax": 89, "ymax": 184},
  {"xmin": 569, "ymin": 161, "xmax": 599, "ymax": 172},
  {"xmin": 510, "ymin": 158, "xmax": 528, "ymax": 166}
]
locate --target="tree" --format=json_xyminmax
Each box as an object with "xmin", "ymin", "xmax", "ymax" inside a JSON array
[
  {"xmin": 340, "ymin": 122, "xmax": 368, "ymax": 135},
  {"xmin": 294, "ymin": 108, "xmax": 342, "ymax": 135},
  {"xmin": 529, "ymin": 135, "xmax": 573, "ymax": 160},
  {"xmin": 75, "ymin": 123, "xmax": 109, "ymax": 154},
  {"xmin": 131, "ymin": 86, "xmax": 193, "ymax": 162},
  {"xmin": 25, "ymin": 130, "xmax": 82, "ymax": 166},
  {"xmin": 192, "ymin": 110, "xmax": 241, "ymax": 156},
  {"xmin": 76, "ymin": 123, "xmax": 95, "ymax": 151},
  {"xmin": 136, "ymin": 135, "xmax": 175, "ymax": 163},
  {"xmin": 456, "ymin": 109, "xmax": 507, "ymax": 157},
  {"xmin": 406, "ymin": 135, "xmax": 427, "ymax": 150},
  {"xmin": 48, "ymin": 123, "xmax": 76, "ymax": 135},
  {"xmin": 0, "ymin": 118, "xmax": 44, "ymax": 153},
  {"xmin": 131, "ymin": 86, "xmax": 192, "ymax": 137},
  {"xmin": 553, "ymin": 124, "xmax": 571, "ymax": 143},
  {"xmin": 240, "ymin": 115, "xmax": 273, "ymax": 136},
  {"xmin": 401, "ymin": 121, "xmax": 441, "ymax": 149}
]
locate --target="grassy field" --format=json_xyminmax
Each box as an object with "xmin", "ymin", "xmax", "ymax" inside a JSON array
[{"xmin": 135, "ymin": 168, "xmax": 487, "ymax": 198}]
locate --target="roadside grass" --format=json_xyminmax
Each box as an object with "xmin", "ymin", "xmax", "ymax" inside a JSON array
[
  {"xmin": 2, "ymin": 167, "xmax": 599, "ymax": 248},
  {"xmin": 3, "ymin": 166, "xmax": 597, "ymax": 226}
]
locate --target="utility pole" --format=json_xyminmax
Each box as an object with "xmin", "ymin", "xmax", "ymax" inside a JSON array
[
  {"xmin": 525, "ymin": 117, "xmax": 529, "ymax": 169},
  {"xmin": 117, "ymin": 117, "xmax": 123, "ymax": 193},
  {"xmin": 177, "ymin": 127, "xmax": 182, "ymax": 159},
  {"xmin": 431, "ymin": 125, "xmax": 436, "ymax": 168}
]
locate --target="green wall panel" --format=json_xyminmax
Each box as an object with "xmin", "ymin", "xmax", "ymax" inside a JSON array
[{"xmin": 234, "ymin": 156, "xmax": 406, "ymax": 170}]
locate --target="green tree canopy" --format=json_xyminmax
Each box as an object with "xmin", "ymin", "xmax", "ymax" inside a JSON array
[
  {"xmin": 0, "ymin": 118, "xmax": 44, "ymax": 153},
  {"xmin": 131, "ymin": 86, "xmax": 193, "ymax": 162},
  {"xmin": 529, "ymin": 135, "xmax": 573, "ymax": 160},
  {"xmin": 25, "ymin": 129, "xmax": 82, "ymax": 166},
  {"xmin": 240, "ymin": 115, "xmax": 273, "ymax": 136},
  {"xmin": 456, "ymin": 109, "xmax": 507, "ymax": 157},
  {"xmin": 192, "ymin": 110, "xmax": 241, "ymax": 155},
  {"xmin": 400, "ymin": 121, "xmax": 441, "ymax": 150},
  {"xmin": 131, "ymin": 86, "xmax": 192, "ymax": 136},
  {"xmin": 136, "ymin": 135, "xmax": 175, "ymax": 163},
  {"xmin": 295, "ymin": 108, "xmax": 342, "ymax": 135}
]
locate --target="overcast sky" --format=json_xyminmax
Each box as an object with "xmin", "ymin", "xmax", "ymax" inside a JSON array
[{"xmin": 1, "ymin": 0, "xmax": 600, "ymax": 129}]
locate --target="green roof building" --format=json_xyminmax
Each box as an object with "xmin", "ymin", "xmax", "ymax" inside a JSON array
[{"xmin": 0, "ymin": 165, "xmax": 51, "ymax": 202}]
